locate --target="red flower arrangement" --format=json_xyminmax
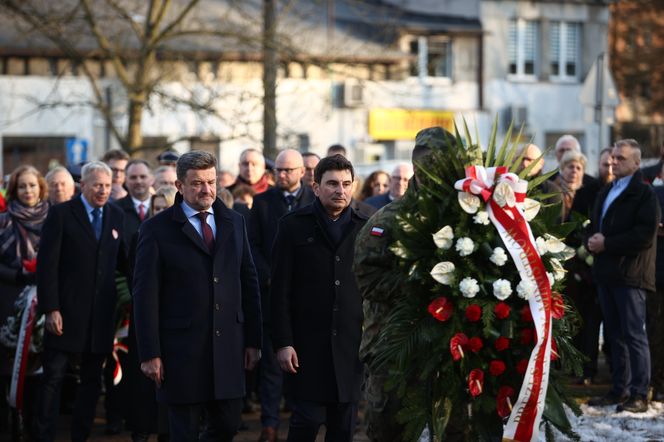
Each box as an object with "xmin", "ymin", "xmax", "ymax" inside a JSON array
[
  {"xmin": 519, "ymin": 328, "xmax": 534, "ymax": 346},
  {"xmin": 450, "ymin": 333, "xmax": 469, "ymax": 361},
  {"xmin": 22, "ymin": 258, "xmax": 37, "ymax": 273},
  {"xmin": 496, "ymin": 386, "xmax": 516, "ymax": 418},
  {"xmin": 494, "ymin": 302, "xmax": 511, "ymax": 319},
  {"xmin": 468, "ymin": 369, "xmax": 484, "ymax": 397},
  {"xmin": 494, "ymin": 336, "xmax": 510, "ymax": 352},
  {"xmin": 551, "ymin": 292, "xmax": 565, "ymax": 319},
  {"xmin": 428, "ymin": 297, "xmax": 454, "ymax": 322},
  {"xmin": 516, "ymin": 359, "xmax": 529, "ymax": 374},
  {"xmin": 468, "ymin": 337, "xmax": 483, "ymax": 353},
  {"xmin": 465, "ymin": 304, "xmax": 482, "ymax": 322},
  {"xmin": 489, "ymin": 360, "xmax": 506, "ymax": 376}
]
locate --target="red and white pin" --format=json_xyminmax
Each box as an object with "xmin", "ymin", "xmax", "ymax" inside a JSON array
[{"xmin": 370, "ymin": 226, "xmax": 384, "ymax": 237}]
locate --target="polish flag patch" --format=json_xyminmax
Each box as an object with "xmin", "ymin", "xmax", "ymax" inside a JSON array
[{"xmin": 370, "ymin": 226, "xmax": 384, "ymax": 237}]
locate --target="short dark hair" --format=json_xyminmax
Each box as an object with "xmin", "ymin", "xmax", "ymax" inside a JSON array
[
  {"xmin": 326, "ymin": 144, "xmax": 347, "ymax": 157},
  {"xmin": 126, "ymin": 159, "xmax": 151, "ymax": 172},
  {"xmin": 302, "ymin": 152, "xmax": 321, "ymax": 160},
  {"xmin": 102, "ymin": 149, "xmax": 130, "ymax": 162},
  {"xmin": 176, "ymin": 150, "xmax": 218, "ymax": 181},
  {"xmin": 314, "ymin": 154, "xmax": 354, "ymax": 184}
]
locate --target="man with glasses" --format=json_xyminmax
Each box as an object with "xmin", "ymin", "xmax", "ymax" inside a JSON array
[
  {"xmin": 102, "ymin": 149, "xmax": 130, "ymax": 201},
  {"xmin": 364, "ymin": 163, "xmax": 413, "ymax": 209},
  {"xmin": 249, "ymin": 149, "xmax": 314, "ymax": 442}
]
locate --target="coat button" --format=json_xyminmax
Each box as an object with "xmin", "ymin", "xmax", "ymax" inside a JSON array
[
  {"xmin": 334, "ymin": 280, "xmax": 340, "ymax": 286},
  {"xmin": 213, "ymin": 276, "xmax": 219, "ymax": 283},
  {"xmin": 332, "ymin": 329, "xmax": 337, "ymax": 336},
  {"xmin": 335, "ymin": 256, "xmax": 341, "ymax": 262},
  {"xmin": 333, "ymin": 305, "xmax": 339, "ymax": 312},
  {"xmin": 215, "ymin": 303, "xmax": 220, "ymax": 311},
  {"xmin": 215, "ymin": 330, "xmax": 221, "ymax": 336},
  {"xmin": 307, "ymin": 237, "xmax": 314, "ymax": 243}
]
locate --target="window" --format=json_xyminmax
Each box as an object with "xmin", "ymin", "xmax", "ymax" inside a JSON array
[
  {"xmin": 550, "ymin": 21, "xmax": 580, "ymax": 80},
  {"xmin": 408, "ymin": 36, "xmax": 452, "ymax": 78},
  {"xmin": 508, "ymin": 19, "xmax": 539, "ymax": 78}
]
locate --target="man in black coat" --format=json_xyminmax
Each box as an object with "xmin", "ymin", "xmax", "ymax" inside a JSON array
[
  {"xmin": 113, "ymin": 159, "xmax": 154, "ymax": 247},
  {"xmin": 36, "ymin": 161, "xmax": 128, "ymax": 441},
  {"xmin": 271, "ymin": 155, "xmax": 367, "ymax": 441},
  {"xmin": 250, "ymin": 149, "xmax": 314, "ymax": 441},
  {"xmin": 587, "ymin": 139, "xmax": 660, "ymax": 413},
  {"xmin": 132, "ymin": 150, "xmax": 262, "ymax": 441}
]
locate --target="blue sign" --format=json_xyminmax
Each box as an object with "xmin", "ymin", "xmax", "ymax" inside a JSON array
[{"xmin": 66, "ymin": 138, "xmax": 88, "ymax": 165}]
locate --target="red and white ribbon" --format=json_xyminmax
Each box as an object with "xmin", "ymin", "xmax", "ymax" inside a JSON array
[
  {"xmin": 8, "ymin": 286, "xmax": 38, "ymax": 411},
  {"xmin": 456, "ymin": 166, "xmax": 552, "ymax": 442},
  {"xmin": 111, "ymin": 318, "xmax": 130, "ymax": 385}
]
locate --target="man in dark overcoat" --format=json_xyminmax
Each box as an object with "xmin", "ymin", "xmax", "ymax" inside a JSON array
[
  {"xmin": 36, "ymin": 161, "xmax": 128, "ymax": 441},
  {"xmin": 132, "ymin": 150, "xmax": 262, "ymax": 441},
  {"xmin": 249, "ymin": 149, "xmax": 314, "ymax": 441},
  {"xmin": 271, "ymin": 154, "xmax": 367, "ymax": 441},
  {"xmin": 587, "ymin": 139, "xmax": 660, "ymax": 413}
]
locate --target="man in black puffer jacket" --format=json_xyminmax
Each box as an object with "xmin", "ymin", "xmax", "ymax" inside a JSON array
[{"xmin": 587, "ymin": 139, "xmax": 660, "ymax": 413}]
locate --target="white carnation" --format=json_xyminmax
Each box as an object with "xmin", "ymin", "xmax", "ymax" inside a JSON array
[
  {"xmin": 455, "ymin": 237, "xmax": 475, "ymax": 257},
  {"xmin": 459, "ymin": 277, "xmax": 480, "ymax": 298},
  {"xmin": 492, "ymin": 279, "xmax": 512, "ymax": 300},
  {"xmin": 516, "ymin": 279, "xmax": 536, "ymax": 300},
  {"xmin": 473, "ymin": 211, "xmax": 490, "ymax": 225},
  {"xmin": 432, "ymin": 225, "xmax": 454, "ymax": 249},
  {"xmin": 489, "ymin": 247, "xmax": 508, "ymax": 266}
]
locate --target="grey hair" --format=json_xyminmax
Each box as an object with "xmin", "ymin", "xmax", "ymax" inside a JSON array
[
  {"xmin": 45, "ymin": 166, "xmax": 74, "ymax": 185},
  {"xmin": 614, "ymin": 138, "xmax": 642, "ymax": 161},
  {"xmin": 239, "ymin": 148, "xmax": 265, "ymax": 165},
  {"xmin": 555, "ymin": 134, "xmax": 581, "ymax": 152},
  {"xmin": 81, "ymin": 161, "xmax": 112, "ymax": 182},
  {"xmin": 560, "ymin": 150, "xmax": 587, "ymax": 170},
  {"xmin": 176, "ymin": 150, "xmax": 217, "ymax": 181}
]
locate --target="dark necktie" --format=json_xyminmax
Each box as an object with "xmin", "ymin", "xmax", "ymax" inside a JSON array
[
  {"xmin": 285, "ymin": 194, "xmax": 295, "ymax": 211},
  {"xmin": 196, "ymin": 212, "xmax": 215, "ymax": 253},
  {"xmin": 91, "ymin": 208, "xmax": 102, "ymax": 240}
]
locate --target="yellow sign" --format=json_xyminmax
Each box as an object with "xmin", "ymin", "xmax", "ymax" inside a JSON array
[{"xmin": 368, "ymin": 108, "xmax": 455, "ymax": 140}]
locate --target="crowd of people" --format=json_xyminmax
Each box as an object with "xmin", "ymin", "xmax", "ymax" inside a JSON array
[{"xmin": 0, "ymin": 130, "xmax": 661, "ymax": 442}]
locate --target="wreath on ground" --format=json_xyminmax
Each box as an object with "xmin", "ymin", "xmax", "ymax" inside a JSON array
[{"xmin": 371, "ymin": 121, "xmax": 584, "ymax": 441}]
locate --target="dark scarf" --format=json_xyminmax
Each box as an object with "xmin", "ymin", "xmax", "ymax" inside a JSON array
[
  {"xmin": 0, "ymin": 200, "xmax": 50, "ymax": 268},
  {"xmin": 313, "ymin": 198, "xmax": 352, "ymax": 247}
]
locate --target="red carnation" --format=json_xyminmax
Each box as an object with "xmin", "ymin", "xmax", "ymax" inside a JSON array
[
  {"xmin": 468, "ymin": 337, "xmax": 483, "ymax": 353},
  {"xmin": 494, "ymin": 302, "xmax": 511, "ymax": 319},
  {"xmin": 551, "ymin": 339, "xmax": 559, "ymax": 361},
  {"xmin": 450, "ymin": 333, "xmax": 469, "ymax": 361},
  {"xmin": 465, "ymin": 304, "xmax": 482, "ymax": 322},
  {"xmin": 496, "ymin": 386, "xmax": 516, "ymax": 418},
  {"xmin": 551, "ymin": 292, "xmax": 565, "ymax": 319},
  {"xmin": 428, "ymin": 297, "xmax": 453, "ymax": 322},
  {"xmin": 494, "ymin": 336, "xmax": 510, "ymax": 352},
  {"xmin": 516, "ymin": 359, "xmax": 529, "ymax": 374},
  {"xmin": 22, "ymin": 258, "xmax": 37, "ymax": 274},
  {"xmin": 489, "ymin": 360, "xmax": 506, "ymax": 376},
  {"xmin": 520, "ymin": 306, "xmax": 533, "ymax": 323},
  {"xmin": 519, "ymin": 328, "xmax": 534, "ymax": 346},
  {"xmin": 468, "ymin": 369, "xmax": 484, "ymax": 397}
]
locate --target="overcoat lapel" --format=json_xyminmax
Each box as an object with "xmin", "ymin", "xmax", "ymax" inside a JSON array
[{"xmin": 71, "ymin": 197, "xmax": 97, "ymax": 243}]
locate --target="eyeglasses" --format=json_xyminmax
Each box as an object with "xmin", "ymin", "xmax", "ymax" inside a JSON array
[
  {"xmin": 111, "ymin": 168, "xmax": 126, "ymax": 174},
  {"xmin": 276, "ymin": 167, "xmax": 302, "ymax": 174}
]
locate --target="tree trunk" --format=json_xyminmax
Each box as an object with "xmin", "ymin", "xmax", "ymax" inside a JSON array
[
  {"xmin": 126, "ymin": 95, "xmax": 145, "ymax": 155},
  {"xmin": 262, "ymin": 0, "xmax": 277, "ymax": 160}
]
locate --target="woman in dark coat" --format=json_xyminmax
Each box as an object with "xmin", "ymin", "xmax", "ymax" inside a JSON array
[{"xmin": 0, "ymin": 165, "xmax": 50, "ymax": 435}]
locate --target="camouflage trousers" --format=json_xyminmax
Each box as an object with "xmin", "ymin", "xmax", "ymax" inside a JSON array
[
  {"xmin": 647, "ymin": 290, "xmax": 664, "ymax": 394},
  {"xmin": 364, "ymin": 370, "xmax": 404, "ymax": 442}
]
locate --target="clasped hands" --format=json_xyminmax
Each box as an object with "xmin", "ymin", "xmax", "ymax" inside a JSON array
[{"xmin": 587, "ymin": 233, "xmax": 606, "ymax": 254}]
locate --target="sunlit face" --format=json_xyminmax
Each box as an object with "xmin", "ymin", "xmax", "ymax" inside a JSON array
[
  {"xmin": 612, "ymin": 145, "xmax": 640, "ymax": 179},
  {"xmin": 389, "ymin": 165, "xmax": 413, "ymax": 199},
  {"xmin": 151, "ymin": 196, "xmax": 169, "ymax": 215},
  {"xmin": 598, "ymin": 151, "xmax": 614, "ymax": 184},
  {"xmin": 107, "ymin": 159, "xmax": 128, "ymax": 185},
  {"xmin": 520, "ymin": 144, "xmax": 544, "ymax": 176},
  {"xmin": 555, "ymin": 140, "xmax": 577, "ymax": 162},
  {"xmin": 371, "ymin": 173, "xmax": 390, "ymax": 196},
  {"xmin": 313, "ymin": 169, "xmax": 353, "ymax": 217},
  {"xmin": 126, "ymin": 163, "xmax": 154, "ymax": 200},
  {"xmin": 80, "ymin": 170, "xmax": 112, "ymax": 208},
  {"xmin": 239, "ymin": 151, "xmax": 265, "ymax": 185},
  {"xmin": 302, "ymin": 156, "xmax": 319, "ymax": 188},
  {"xmin": 275, "ymin": 152, "xmax": 304, "ymax": 192},
  {"xmin": 176, "ymin": 167, "xmax": 217, "ymax": 211},
  {"xmin": 562, "ymin": 160, "xmax": 584, "ymax": 190},
  {"xmin": 155, "ymin": 167, "xmax": 177, "ymax": 189},
  {"xmin": 17, "ymin": 172, "xmax": 41, "ymax": 207},
  {"xmin": 47, "ymin": 171, "xmax": 75, "ymax": 204}
]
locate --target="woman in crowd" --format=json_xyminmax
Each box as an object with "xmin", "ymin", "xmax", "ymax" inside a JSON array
[
  {"xmin": 0, "ymin": 165, "xmax": 50, "ymax": 436},
  {"xmin": 555, "ymin": 150, "xmax": 587, "ymax": 222},
  {"xmin": 359, "ymin": 170, "xmax": 390, "ymax": 201}
]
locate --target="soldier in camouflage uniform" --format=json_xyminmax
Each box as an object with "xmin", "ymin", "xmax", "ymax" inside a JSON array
[{"xmin": 354, "ymin": 127, "xmax": 452, "ymax": 442}]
